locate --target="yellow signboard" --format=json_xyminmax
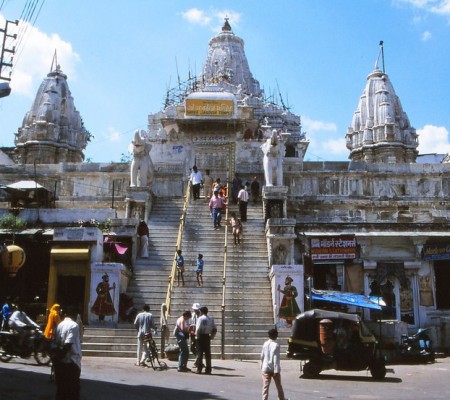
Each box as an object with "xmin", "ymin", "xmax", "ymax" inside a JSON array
[{"xmin": 185, "ymin": 99, "xmax": 234, "ymax": 117}]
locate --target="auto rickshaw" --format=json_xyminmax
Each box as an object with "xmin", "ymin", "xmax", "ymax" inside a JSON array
[{"xmin": 287, "ymin": 309, "xmax": 387, "ymax": 379}]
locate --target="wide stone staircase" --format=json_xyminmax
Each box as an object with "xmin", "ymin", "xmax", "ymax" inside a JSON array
[{"xmin": 82, "ymin": 196, "xmax": 281, "ymax": 360}]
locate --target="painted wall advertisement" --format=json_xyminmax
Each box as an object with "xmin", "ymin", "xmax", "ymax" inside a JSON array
[
  {"xmin": 270, "ymin": 264, "xmax": 304, "ymax": 330},
  {"xmin": 310, "ymin": 236, "xmax": 357, "ymax": 260}
]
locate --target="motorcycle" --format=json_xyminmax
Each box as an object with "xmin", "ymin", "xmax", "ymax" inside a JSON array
[
  {"xmin": 399, "ymin": 327, "xmax": 435, "ymax": 363},
  {"xmin": 0, "ymin": 327, "xmax": 51, "ymax": 365}
]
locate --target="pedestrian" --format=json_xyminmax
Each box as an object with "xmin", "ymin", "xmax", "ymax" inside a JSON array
[
  {"xmin": 228, "ymin": 212, "xmax": 243, "ymax": 245},
  {"xmin": 231, "ymin": 173, "xmax": 242, "ymax": 204},
  {"xmin": 175, "ymin": 249, "xmax": 185, "ymax": 286},
  {"xmin": 133, "ymin": 304, "xmax": 156, "ymax": 367},
  {"xmin": 237, "ymin": 184, "xmax": 249, "ymax": 222},
  {"xmin": 195, "ymin": 253, "xmax": 204, "ymax": 287},
  {"xmin": 251, "ymin": 176, "xmax": 260, "ymax": 203},
  {"xmin": 44, "ymin": 303, "xmax": 61, "ymax": 340},
  {"xmin": 137, "ymin": 220, "xmax": 149, "ymax": 258},
  {"xmin": 195, "ymin": 306, "xmax": 217, "ymax": 375},
  {"xmin": 260, "ymin": 328, "xmax": 289, "ymax": 400},
  {"xmin": 174, "ymin": 310, "xmax": 192, "ymax": 372},
  {"xmin": 53, "ymin": 305, "xmax": 82, "ymax": 400},
  {"xmin": 190, "ymin": 165, "xmax": 203, "ymax": 200},
  {"xmin": 203, "ymin": 169, "xmax": 213, "ymax": 201},
  {"xmin": 1, "ymin": 297, "xmax": 12, "ymax": 331},
  {"xmin": 209, "ymin": 188, "xmax": 226, "ymax": 229},
  {"xmin": 189, "ymin": 303, "xmax": 201, "ymax": 368}
]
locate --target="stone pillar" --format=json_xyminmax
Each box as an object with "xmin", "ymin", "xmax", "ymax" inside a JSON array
[
  {"xmin": 125, "ymin": 187, "xmax": 153, "ymax": 222},
  {"xmin": 262, "ymin": 185, "xmax": 288, "ymax": 221}
]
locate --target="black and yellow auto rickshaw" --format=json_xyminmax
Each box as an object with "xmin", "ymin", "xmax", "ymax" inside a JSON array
[{"xmin": 287, "ymin": 308, "xmax": 387, "ymax": 379}]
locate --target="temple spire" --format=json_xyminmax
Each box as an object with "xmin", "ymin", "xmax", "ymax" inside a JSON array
[{"xmin": 374, "ymin": 40, "xmax": 385, "ymax": 73}]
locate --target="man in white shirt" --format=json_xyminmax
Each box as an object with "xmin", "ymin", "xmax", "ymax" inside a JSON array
[
  {"xmin": 260, "ymin": 328, "xmax": 289, "ymax": 400},
  {"xmin": 134, "ymin": 304, "xmax": 156, "ymax": 366},
  {"xmin": 189, "ymin": 165, "xmax": 203, "ymax": 200},
  {"xmin": 195, "ymin": 306, "xmax": 217, "ymax": 374},
  {"xmin": 237, "ymin": 184, "xmax": 249, "ymax": 222},
  {"xmin": 8, "ymin": 304, "xmax": 40, "ymax": 346},
  {"xmin": 54, "ymin": 305, "xmax": 82, "ymax": 400}
]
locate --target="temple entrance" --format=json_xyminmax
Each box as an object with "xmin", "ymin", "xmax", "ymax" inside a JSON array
[
  {"xmin": 194, "ymin": 143, "xmax": 235, "ymax": 184},
  {"xmin": 57, "ymin": 275, "xmax": 86, "ymax": 320}
]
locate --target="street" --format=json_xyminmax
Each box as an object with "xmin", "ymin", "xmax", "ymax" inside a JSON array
[{"xmin": 1, "ymin": 356, "xmax": 449, "ymax": 400}]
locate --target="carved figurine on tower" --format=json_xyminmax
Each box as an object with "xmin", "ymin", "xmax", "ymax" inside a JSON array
[{"xmin": 261, "ymin": 129, "xmax": 285, "ymax": 187}]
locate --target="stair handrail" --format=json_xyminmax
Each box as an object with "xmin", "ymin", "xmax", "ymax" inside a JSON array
[
  {"xmin": 164, "ymin": 182, "xmax": 191, "ymax": 320},
  {"xmin": 221, "ymin": 181, "xmax": 230, "ymax": 359}
]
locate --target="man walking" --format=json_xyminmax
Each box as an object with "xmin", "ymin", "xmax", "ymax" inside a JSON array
[
  {"xmin": 134, "ymin": 304, "xmax": 156, "ymax": 367},
  {"xmin": 209, "ymin": 188, "xmax": 225, "ymax": 229},
  {"xmin": 53, "ymin": 305, "xmax": 82, "ymax": 400},
  {"xmin": 195, "ymin": 306, "xmax": 217, "ymax": 374},
  {"xmin": 189, "ymin": 165, "xmax": 203, "ymax": 200},
  {"xmin": 260, "ymin": 328, "xmax": 289, "ymax": 400},
  {"xmin": 237, "ymin": 184, "xmax": 249, "ymax": 222}
]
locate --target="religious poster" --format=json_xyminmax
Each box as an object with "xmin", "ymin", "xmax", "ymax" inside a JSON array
[
  {"xmin": 89, "ymin": 263, "xmax": 123, "ymax": 327},
  {"xmin": 270, "ymin": 264, "xmax": 304, "ymax": 330}
]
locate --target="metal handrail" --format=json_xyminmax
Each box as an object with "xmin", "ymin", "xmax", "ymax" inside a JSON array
[
  {"xmin": 164, "ymin": 182, "xmax": 191, "ymax": 320},
  {"xmin": 221, "ymin": 182, "xmax": 230, "ymax": 359}
]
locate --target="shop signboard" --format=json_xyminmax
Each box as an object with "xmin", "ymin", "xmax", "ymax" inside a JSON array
[
  {"xmin": 310, "ymin": 236, "xmax": 357, "ymax": 260},
  {"xmin": 422, "ymin": 243, "xmax": 450, "ymax": 261}
]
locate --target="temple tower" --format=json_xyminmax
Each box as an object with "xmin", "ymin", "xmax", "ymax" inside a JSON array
[
  {"xmin": 14, "ymin": 57, "xmax": 91, "ymax": 164},
  {"xmin": 345, "ymin": 44, "xmax": 418, "ymax": 163}
]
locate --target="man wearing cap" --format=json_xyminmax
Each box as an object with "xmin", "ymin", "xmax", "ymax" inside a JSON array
[
  {"xmin": 195, "ymin": 306, "xmax": 217, "ymax": 374},
  {"xmin": 189, "ymin": 303, "xmax": 201, "ymax": 368},
  {"xmin": 209, "ymin": 189, "xmax": 225, "ymax": 229}
]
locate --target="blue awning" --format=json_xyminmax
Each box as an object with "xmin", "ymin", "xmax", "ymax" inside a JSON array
[{"xmin": 311, "ymin": 289, "xmax": 383, "ymax": 310}]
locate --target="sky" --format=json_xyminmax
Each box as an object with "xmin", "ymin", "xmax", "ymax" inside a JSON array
[{"xmin": 1, "ymin": 0, "xmax": 450, "ymax": 163}]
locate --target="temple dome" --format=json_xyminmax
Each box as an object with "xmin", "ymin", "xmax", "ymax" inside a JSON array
[
  {"xmin": 200, "ymin": 19, "xmax": 262, "ymax": 98},
  {"xmin": 346, "ymin": 56, "xmax": 418, "ymax": 163},
  {"xmin": 14, "ymin": 62, "xmax": 91, "ymax": 164}
]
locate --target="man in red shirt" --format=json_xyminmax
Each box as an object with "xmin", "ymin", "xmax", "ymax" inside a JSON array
[{"xmin": 209, "ymin": 189, "xmax": 225, "ymax": 229}]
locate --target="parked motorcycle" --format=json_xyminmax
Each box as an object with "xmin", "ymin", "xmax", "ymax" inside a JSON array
[
  {"xmin": 399, "ymin": 328, "xmax": 435, "ymax": 363},
  {"xmin": 0, "ymin": 327, "xmax": 51, "ymax": 365}
]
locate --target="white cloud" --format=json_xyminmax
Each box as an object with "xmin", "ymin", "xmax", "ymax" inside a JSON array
[
  {"xmin": 421, "ymin": 30, "xmax": 432, "ymax": 40},
  {"xmin": 181, "ymin": 8, "xmax": 241, "ymax": 31},
  {"xmin": 397, "ymin": 0, "xmax": 450, "ymax": 17},
  {"xmin": 302, "ymin": 116, "xmax": 337, "ymax": 133},
  {"xmin": 7, "ymin": 19, "xmax": 79, "ymax": 98},
  {"xmin": 181, "ymin": 8, "xmax": 212, "ymax": 26},
  {"xmin": 107, "ymin": 127, "xmax": 122, "ymax": 142},
  {"xmin": 417, "ymin": 124, "xmax": 450, "ymax": 154}
]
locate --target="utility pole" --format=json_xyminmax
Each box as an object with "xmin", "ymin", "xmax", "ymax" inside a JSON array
[{"xmin": 0, "ymin": 19, "xmax": 18, "ymax": 98}]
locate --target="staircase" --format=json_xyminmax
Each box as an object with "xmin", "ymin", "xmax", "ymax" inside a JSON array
[
  {"xmin": 82, "ymin": 197, "xmax": 183, "ymax": 357},
  {"xmin": 83, "ymin": 196, "xmax": 279, "ymax": 360}
]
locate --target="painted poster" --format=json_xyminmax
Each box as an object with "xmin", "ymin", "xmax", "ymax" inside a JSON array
[
  {"xmin": 270, "ymin": 264, "xmax": 304, "ymax": 330},
  {"xmin": 89, "ymin": 263, "xmax": 122, "ymax": 326}
]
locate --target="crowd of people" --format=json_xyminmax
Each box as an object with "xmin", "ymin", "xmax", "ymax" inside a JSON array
[
  {"xmin": 134, "ymin": 302, "xmax": 217, "ymax": 375},
  {"xmin": 1, "ymin": 298, "xmax": 83, "ymax": 400}
]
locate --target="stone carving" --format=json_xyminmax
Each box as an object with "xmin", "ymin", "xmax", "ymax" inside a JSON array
[
  {"xmin": 261, "ymin": 129, "xmax": 284, "ymax": 186},
  {"xmin": 130, "ymin": 130, "xmax": 154, "ymax": 188}
]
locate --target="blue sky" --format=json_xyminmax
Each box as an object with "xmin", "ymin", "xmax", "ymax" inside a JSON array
[{"xmin": 1, "ymin": 0, "xmax": 450, "ymax": 162}]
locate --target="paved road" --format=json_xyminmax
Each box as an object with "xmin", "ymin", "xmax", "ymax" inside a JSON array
[{"xmin": 1, "ymin": 355, "xmax": 450, "ymax": 399}]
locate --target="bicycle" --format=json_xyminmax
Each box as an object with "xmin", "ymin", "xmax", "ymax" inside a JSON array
[{"xmin": 143, "ymin": 329, "xmax": 167, "ymax": 370}]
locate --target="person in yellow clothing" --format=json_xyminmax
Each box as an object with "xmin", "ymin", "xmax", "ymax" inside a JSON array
[{"xmin": 44, "ymin": 304, "xmax": 61, "ymax": 340}]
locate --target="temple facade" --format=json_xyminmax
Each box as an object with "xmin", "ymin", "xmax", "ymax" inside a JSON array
[{"xmin": 1, "ymin": 20, "xmax": 450, "ymax": 349}]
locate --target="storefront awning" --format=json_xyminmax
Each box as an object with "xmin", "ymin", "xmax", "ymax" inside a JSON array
[
  {"xmin": 311, "ymin": 289, "xmax": 383, "ymax": 310},
  {"xmin": 50, "ymin": 248, "xmax": 90, "ymax": 260}
]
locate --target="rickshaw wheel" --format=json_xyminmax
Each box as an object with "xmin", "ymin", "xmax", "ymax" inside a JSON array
[
  {"xmin": 303, "ymin": 361, "xmax": 321, "ymax": 378},
  {"xmin": 369, "ymin": 358, "xmax": 386, "ymax": 380}
]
